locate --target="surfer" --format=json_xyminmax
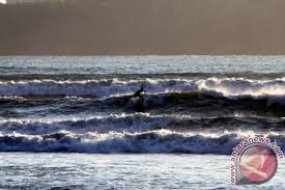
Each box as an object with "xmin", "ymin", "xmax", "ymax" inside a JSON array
[
  {"xmin": 133, "ymin": 85, "xmax": 145, "ymax": 111},
  {"xmin": 134, "ymin": 85, "xmax": 145, "ymax": 100}
]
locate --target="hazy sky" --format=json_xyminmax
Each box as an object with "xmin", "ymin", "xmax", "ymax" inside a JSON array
[
  {"xmin": 3, "ymin": 0, "xmax": 65, "ymax": 4},
  {"xmin": 1, "ymin": 0, "xmax": 285, "ymax": 55}
]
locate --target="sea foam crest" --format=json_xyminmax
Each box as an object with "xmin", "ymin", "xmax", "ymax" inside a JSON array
[
  {"xmin": 1, "ymin": 78, "xmax": 285, "ymax": 104},
  {"xmin": 0, "ymin": 130, "xmax": 284, "ymax": 154}
]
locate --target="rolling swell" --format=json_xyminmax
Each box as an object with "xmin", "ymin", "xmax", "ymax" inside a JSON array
[
  {"xmin": 1, "ymin": 77, "xmax": 285, "ymax": 107},
  {"xmin": 1, "ymin": 75, "xmax": 285, "ymax": 154},
  {"xmin": 0, "ymin": 112, "xmax": 283, "ymax": 154},
  {"xmin": 1, "ymin": 78, "xmax": 285, "ymax": 102},
  {"xmin": 0, "ymin": 113, "xmax": 284, "ymax": 135},
  {"xmin": 0, "ymin": 78, "xmax": 285, "ymax": 98},
  {"xmin": 0, "ymin": 131, "xmax": 284, "ymax": 154},
  {"xmin": 1, "ymin": 90, "xmax": 285, "ymax": 119}
]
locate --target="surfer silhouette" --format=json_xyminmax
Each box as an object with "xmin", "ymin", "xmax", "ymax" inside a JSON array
[
  {"xmin": 133, "ymin": 85, "xmax": 145, "ymax": 111},
  {"xmin": 134, "ymin": 85, "xmax": 145, "ymax": 99}
]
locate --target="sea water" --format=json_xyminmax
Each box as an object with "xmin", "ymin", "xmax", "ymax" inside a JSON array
[{"xmin": 0, "ymin": 56, "xmax": 285, "ymax": 189}]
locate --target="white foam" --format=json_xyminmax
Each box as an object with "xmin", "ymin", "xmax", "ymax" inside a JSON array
[
  {"xmin": 1, "ymin": 78, "xmax": 285, "ymax": 104},
  {"xmin": 0, "ymin": 130, "xmax": 284, "ymax": 154},
  {"xmin": 0, "ymin": 113, "xmax": 192, "ymax": 135}
]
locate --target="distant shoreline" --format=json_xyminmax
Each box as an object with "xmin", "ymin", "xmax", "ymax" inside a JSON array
[{"xmin": 1, "ymin": 0, "xmax": 285, "ymax": 55}]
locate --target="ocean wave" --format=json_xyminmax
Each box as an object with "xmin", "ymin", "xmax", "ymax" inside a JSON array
[
  {"xmin": 0, "ymin": 131, "xmax": 284, "ymax": 154},
  {"xmin": 0, "ymin": 113, "xmax": 284, "ymax": 135},
  {"xmin": 1, "ymin": 78, "xmax": 285, "ymax": 103}
]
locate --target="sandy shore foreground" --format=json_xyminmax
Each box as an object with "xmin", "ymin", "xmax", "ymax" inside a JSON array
[{"xmin": 1, "ymin": 0, "xmax": 285, "ymax": 55}]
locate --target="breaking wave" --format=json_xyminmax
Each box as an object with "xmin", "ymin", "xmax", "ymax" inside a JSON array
[
  {"xmin": 0, "ymin": 113, "xmax": 284, "ymax": 135},
  {"xmin": 1, "ymin": 112, "xmax": 284, "ymax": 154},
  {"xmin": 0, "ymin": 131, "xmax": 284, "ymax": 154},
  {"xmin": 0, "ymin": 78, "xmax": 284, "ymax": 97},
  {"xmin": 1, "ymin": 76, "xmax": 285, "ymax": 154},
  {"xmin": 1, "ymin": 78, "xmax": 285, "ymax": 105}
]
